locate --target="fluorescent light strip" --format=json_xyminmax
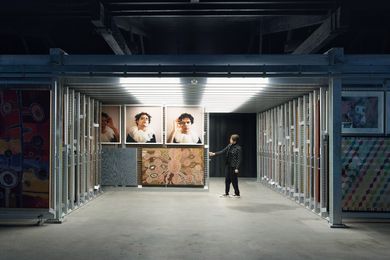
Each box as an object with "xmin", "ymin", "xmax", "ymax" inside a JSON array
[
  {"xmin": 206, "ymin": 78, "xmax": 268, "ymax": 84},
  {"xmin": 201, "ymin": 77, "xmax": 268, "ymax": 112},
  {"xmin": 120, "ymin": 78, "xmax": 181, "ymax": 84},
  {"xmin": 119, "ymin": 77, "xmax": 183, "ymax": 105}
]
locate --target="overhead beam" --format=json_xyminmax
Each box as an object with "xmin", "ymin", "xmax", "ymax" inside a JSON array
[
  {"xmin": 261, "ymin": 15, "xmax": 326, "ymax": 35},
  {"xmin": 91, "ymin": 2, "xmax": 131, "ymax": 55},
  {"xmin": 107, "ymin": 1, "xmax": 336, "ymax": 17},
  {"xmin": 293, "ymin": 8, "xmax": 347, "ymax": 54}
]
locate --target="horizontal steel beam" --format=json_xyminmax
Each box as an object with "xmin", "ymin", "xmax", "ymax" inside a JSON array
[{"xmin": 1, "ymin": 64, "xmax": 390, "ymax": 75}]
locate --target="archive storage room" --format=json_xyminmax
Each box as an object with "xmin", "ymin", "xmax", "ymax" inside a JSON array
[{"xmin": 1, "ymin": 1, "xmax": 390, "ymax": 260}]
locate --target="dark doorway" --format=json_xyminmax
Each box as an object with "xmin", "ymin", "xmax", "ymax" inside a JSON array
[{"xmin": 209, "ymin": 113, "xmax": 256, "ymax": 178}]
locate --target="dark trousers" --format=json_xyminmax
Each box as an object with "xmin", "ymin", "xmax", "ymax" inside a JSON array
[{"xmin": 225, "ymin": 165, "xmax": 240, "ymax": 196}]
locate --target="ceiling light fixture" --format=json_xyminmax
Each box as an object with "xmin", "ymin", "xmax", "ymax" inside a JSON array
[
  {"xmin": 201, "ymin": 77, "xmax": 268, "ymax": 112},
  {"xmin": 119, "ymin": 77, "xmax": 183, "ymax": 105}
]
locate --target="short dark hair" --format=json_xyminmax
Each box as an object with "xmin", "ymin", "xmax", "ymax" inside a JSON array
[
  {"xmin": 102, "ymin": 112, "xmax": 109, "ymax": 118},
  {"xmin": 231, "ymin": 134, "xmax": 239, "ymax": 143},
  {"xmin": 135, "ymin": 112, "xmax": 151, "ymax": 123},
  {"xmin": 178, "ymin": 113, "xmax": 194, "ymax": 124}
]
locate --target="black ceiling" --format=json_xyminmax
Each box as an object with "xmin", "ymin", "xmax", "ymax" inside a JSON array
[{"xmin": 1, "ymin": 0, "xmax": 390, "ymax": 55}]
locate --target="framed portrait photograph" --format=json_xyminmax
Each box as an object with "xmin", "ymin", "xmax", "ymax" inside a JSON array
[
  {"xmin": 165, "ymin": 106, "xmax": 204, "ymax": 145},
  {"xmin": 125, "ymin": 105, "xmax": 163, "ymax": 144},
  {"xmin": 341, "ymin": 91, "xmax": 384, "ymax": 134},
  {"xmin": 101, "ymin": 105, "xmax": 121, "ymax": 144}
]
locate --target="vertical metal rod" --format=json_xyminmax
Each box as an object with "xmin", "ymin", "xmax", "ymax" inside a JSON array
[
  {"xmin": 90, "ymin": 98, "xmax": 94, "ymax": 193},
  {"xmin": 54, "ymin": 78, "xmax": 63, "ymax": 220},
  {"xmin": 80, "ymin": 94, "xmax": 86, "ymax": 203},
  {"xmin": 303, "ymin": 96, "xmax": 308, "ymax": 202},
  {"xmin": 50, "ymin": 79, "xmax": 57, "ymax": 215},
  {"xmin": 94, "ymin": 100, "xmax": 99, "ymax": 189},
  {"xmin": 310, "ymin": 91, "xmax": 315, "ymax": 209},
  {"xmin": 288, "ymin": 101, "xmax": 293, "ymax": 193},
  {"xmin": 256, "ymin": 113, "xmax": 260, "ymax": 182},
  {"xmin": 69, "ymin": 89, "xmax": 75, "ymax": 210},
  {"xmin": 206, "ymin": 111, "xmax": 210, "ymax": 188},
  {"xmin": 328, "ymin": 77, "xmax": 344, "ymax": 227},
  {"xmin": 63, "ymin": 86, "xmax": 69, "ymax": 214},
  {"xmin": 98, "ymin": 102, "xmax": 102, "ymax": 186},
  {"xmin": 75, "ymin": 92, "xmax": 81, "ymax": 206},
  {"xmin": 313, "ymin": 89, "xmax": 319, "ymax": 212},
  {"xmin": 298, "ymin": 97, "xmax": 302, "ymax": 197},
  {"xmin": 292, "ymin": 99, "xmax": 297, "ymax": 194},
  {"xmin": 86, "ymin": 97, "xmax": 91, "ymax": 198}
]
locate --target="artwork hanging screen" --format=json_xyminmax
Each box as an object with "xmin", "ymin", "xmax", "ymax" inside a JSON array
[
  {"xmin": 0, "ymin": 89, "xmax": 51, "ymax": 208},
  {"xmin": 141, "ymin": 148, "xmax": 204, "ymax": 186},
  {"xmin": 125, "ymin": 106, "xmax": 163, "ymax": 144},
  {"xmin": 341, "ymin": 91, "xmax": 384, "ymax": 134},
  {"xmin": 165, "ymin": 106, "xmax": 204, "ymax": 145},
  {"xmin": 101, "ymin": 105, "xmax": 121, "ymax": 144}
]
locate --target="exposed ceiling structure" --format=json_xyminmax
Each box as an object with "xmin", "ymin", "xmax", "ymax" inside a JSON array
[
  {"xmin": 2, "ymin": 0, "xmax": 389, "ymax": 55},
  {"xmin": 1, "ymin": 1, "xmax": 389, "ymax": 112}
]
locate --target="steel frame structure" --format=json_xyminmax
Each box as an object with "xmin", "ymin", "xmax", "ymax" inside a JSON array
[{"xmin": 1, "ymin": 48, "xmax": 390, "ymax": 225}]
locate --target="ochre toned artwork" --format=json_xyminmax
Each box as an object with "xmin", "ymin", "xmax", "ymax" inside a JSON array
[
  {"xmin": 0, "ymin": 89, "xmax": 51, "ymax": 208},
  {"xmin": 142, "ymin": 148, "xmax": 204, "ymax": 186},
  {"xmin": 341, "ymin": 137, "xmax": 390, "ymax": 212}
]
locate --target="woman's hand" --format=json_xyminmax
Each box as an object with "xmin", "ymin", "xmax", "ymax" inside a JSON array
[{"xmin": 209, "ymin": 152, "xmax": 215, "ymax": 157}]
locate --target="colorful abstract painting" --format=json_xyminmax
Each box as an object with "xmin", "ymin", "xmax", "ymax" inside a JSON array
[
  {"xmin": 0, "ymin": 89, "xmax": 51, "ymax": 208},
  {"xmin": 341, "ymin": 137, "xmax": 390, "ymax": 212},
  {"xmin": 141, "ymin": 148, "xmax": 204, "ymax": 186}
]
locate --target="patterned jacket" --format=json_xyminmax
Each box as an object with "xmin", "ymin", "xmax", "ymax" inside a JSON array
[{"xmin": 215, "ymin": 143, "xmax": 242, "ymax": 169}]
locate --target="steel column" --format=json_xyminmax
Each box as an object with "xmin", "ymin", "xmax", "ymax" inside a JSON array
[{"xmin": 328, "ymin": 76, "xmax": 344, "ymax": 227}]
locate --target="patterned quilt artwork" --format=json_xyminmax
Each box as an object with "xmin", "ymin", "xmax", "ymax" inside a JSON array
[
  {"xmin": 142, "ymin": 148, "xmax": 204, "ymax": 186},
  {"xmin": 341, "ymin": 137, "xmax": 390, "ymax": 212}
]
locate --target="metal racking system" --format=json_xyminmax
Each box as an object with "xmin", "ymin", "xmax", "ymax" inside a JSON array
[{"xmin": 1, "ymin": 48, "xmax": 390, "ymax": 226}]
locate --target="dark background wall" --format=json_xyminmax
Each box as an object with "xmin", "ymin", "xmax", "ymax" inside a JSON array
[{"xmin": 209, "ymin": 113, "xmax": 257, "ymax": 178}]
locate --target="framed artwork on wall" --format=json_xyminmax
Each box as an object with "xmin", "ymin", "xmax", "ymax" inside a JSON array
[
  {"xmin": 125, "ymin": 105, "xmax": 163, "ymax": 144},
  {"xmin": 341, "ymin": 91, "xmax": 384, "ymax": 134},
  {"xmin": 165, "ymin": 106, "xmax": 204, "ymax": 145},
  {"xmin": 141, "ymin": 148, "xmax": 205, "ymax": 186},
  {"xmin": 0, "ymin": 89, "xmax": 51, "ymax": 208},
  {"xmin": 101, "ymin": 105, "xmax": 121, "ymax": 144}
]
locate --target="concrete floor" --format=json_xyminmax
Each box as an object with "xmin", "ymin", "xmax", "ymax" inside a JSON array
[{"xmin": 1, "ymin": 178, "xmax": 390, "ymax": 260}]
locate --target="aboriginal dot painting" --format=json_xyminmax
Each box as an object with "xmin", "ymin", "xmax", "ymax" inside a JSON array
[
  {"xmin": 142, "ymin": 148, "xmax": 204, "ymax": 186},
  {"xmin": 341, "ymin": 137, "xmax": 390, "ymax": 212},
  {"xmin": 0, "ymin": 89, "xmax": 51, "ymax": 208}
]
